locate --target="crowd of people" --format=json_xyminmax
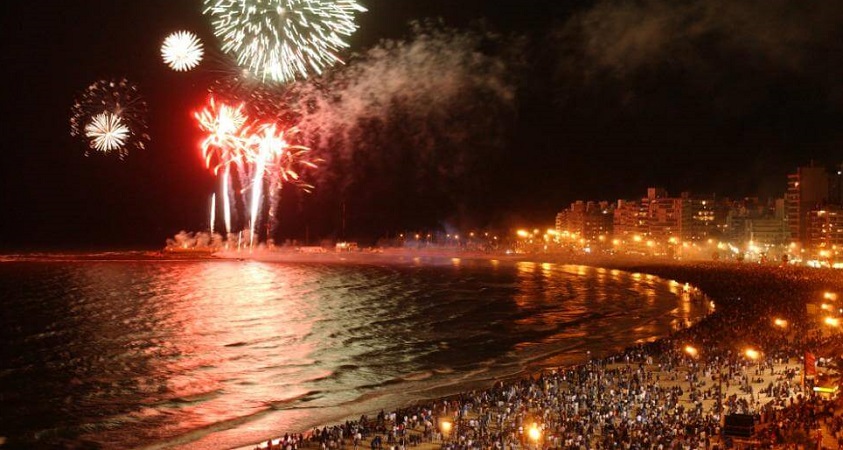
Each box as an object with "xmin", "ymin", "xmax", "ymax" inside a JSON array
[{"xmin": 256, "ymin": 263, "xmax": 843, "ymax": 450}]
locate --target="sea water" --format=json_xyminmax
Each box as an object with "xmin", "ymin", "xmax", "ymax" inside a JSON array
[{"xmin": 0, "ymin": 254, "xmax": 710, "ymax": 449}]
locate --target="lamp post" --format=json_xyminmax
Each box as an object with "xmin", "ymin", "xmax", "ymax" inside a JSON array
[
  {"xmin": 439, "ymin": 420, "xmax": 452, "ymax": 443},
  {"xmin": 528, "ymin": 423, "xmax": 541, "ymax": 450},
  {"xmin": 684, "ymin": 345, "xmax": 699, "ymax": 358},
  {"xmin": 744, "ymin": 348, "xmax": 761, "ymax": 406}
]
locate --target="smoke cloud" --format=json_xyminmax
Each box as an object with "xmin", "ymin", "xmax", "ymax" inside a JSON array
[
  {"xmin": 274, "ymin": 21, "xmax": 523, "ymax": 233},
  {"xmin": 555, "ymin": 0, "xmax": 843, "ymax": 108}
]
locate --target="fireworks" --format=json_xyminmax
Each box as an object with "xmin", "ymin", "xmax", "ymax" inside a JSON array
[
  {"xmin": 194, "ymin": 96, "xmax": 317, "ymax": 245},
  {"xmin": 70, "ymin": 78, "xmax": 149, "ymax": 158},
  {"xmin": 84, "ymin": 112, "xmax": 130, "ymax": 153},
  {"xmin": 195, "ymin": 96, "xmax": 248, "ymax": 173},
  {"xmin": 203, "ymin": 0, "xmax": 367, "ymax": 83},
  {"xmin": 161, "ymin": 31, "xmax": 204, "ymax": 71}
]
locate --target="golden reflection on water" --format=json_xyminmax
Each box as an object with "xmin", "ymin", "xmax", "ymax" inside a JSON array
[{"xmin": 511, "ymin": 262, "xmax": 711, "ymax": 345}]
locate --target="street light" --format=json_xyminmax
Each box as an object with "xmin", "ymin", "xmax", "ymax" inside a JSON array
[
  {"xmin": 440, "ymin": 420, "xmax": 452, "ymax": 442},
  {"xmin": 684, "ymin": 345, "xmax": 699, "ymax": 358},
  {"xmin": 528, "ymin": 423, "xmax": 541, "ymax": 449}
]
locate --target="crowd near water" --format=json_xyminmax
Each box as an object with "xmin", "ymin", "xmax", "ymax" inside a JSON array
[{"xmin": 255, "ymin": 263, "xmax": 843, "ymax": 450}]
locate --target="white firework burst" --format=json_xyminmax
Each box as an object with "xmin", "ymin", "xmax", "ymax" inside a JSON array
[
  {"xmin": 161, "ymin": 31, "xmax": 204, "ymax": 71},
  {"xmin": 85, "ymin": 112, "xmax": 130, "ymax": 154},
  {"xmin": 203, "ymin": 0, "xmax": 366, "ymax": 84}
]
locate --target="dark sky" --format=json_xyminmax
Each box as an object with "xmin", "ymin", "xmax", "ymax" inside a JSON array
[{"xmin": 1, "ymin": 0, "xmax": 842, "ymax": 250}]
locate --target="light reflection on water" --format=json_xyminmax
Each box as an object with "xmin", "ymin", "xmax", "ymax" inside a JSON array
[{"xmin": 0, "ymin": 258, "xmax": 712, "ymax": 449}]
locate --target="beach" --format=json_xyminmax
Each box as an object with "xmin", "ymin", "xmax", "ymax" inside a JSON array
[{"xmin": 232, "ymin": 260, "xmax": 843, "ymax": 450}]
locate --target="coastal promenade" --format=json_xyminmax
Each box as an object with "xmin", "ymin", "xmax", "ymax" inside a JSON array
[{"xmin": 237, "ymin": 261, "xmax": 843, "ymax": 450}]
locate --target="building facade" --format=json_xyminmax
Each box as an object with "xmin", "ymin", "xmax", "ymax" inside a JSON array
[
  {"xmin": 808, "ymin": 207, "xmax": 843, "ymax": 257},
  {"xmin": 786, "ymin": 165, "xmax": 829, "ymax": 245}
]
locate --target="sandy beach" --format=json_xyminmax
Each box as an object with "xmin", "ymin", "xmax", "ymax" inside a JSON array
[{"xmin": 226, "ymin": 259, "xmax": 843, "ymax": 450}]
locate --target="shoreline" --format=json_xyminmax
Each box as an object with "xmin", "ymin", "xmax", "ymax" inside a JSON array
[{"xmin": 214, "ymin": 260, "xmax": 843, "ymax": 450}]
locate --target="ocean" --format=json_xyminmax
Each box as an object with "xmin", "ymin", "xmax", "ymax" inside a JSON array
[{"xmin": 0, "ymin": 254, "xmax": 711, "ymax": 449}]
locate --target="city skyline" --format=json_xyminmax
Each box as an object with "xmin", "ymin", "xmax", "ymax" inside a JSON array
[
  {"xmin": 2, "ymin": 1, "xmax": 843, "ymax": 250},
  {"xmin": 551, "ymin": 161, "xmax": 842, "ymax": 262}
]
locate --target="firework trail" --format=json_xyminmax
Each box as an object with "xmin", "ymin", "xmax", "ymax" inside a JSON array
[
  {"xmin": 210, "ymin": 193, "xmax": 216, "ymax": 234},
  {"xmin": 70, "ymin": 78, "xmax": 150, "ymax": 158},
  {"xmin": 203, "ymin": 0, "xmax": 366, "ymax": 84},
  {"xmin": 161, "ymin": 31, "xmax": 204, "ymax": 72}
]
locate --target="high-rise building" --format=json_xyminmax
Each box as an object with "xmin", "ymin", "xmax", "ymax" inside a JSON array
[
  {"xmin": 648, "ymin": 196, "xmax": 682, "ymax": 242},
  {"xmin": 615, "ymin": 189, "xmax": 712, "ymax": 242},
  {"xmin": 746, "ymin": 217, "xmax": 788, "ymax": 246},
  {"xmin": 613, "ymin": 200, "xmax": 645, "ymax": 237},
  {"xmin": 808, "ymin": 206, "xmax": 843, "ymax": 257},
  {"xmin": 679, "ymin": 192, "xmax": 716, "ymax": 241},
  {"xmin": 723, "ymin": 197, "xmax": 786, "ymax": 245},
  {"xmin": 786, "ymin": 164, "xmax": 829, "ymax": 245},
  {"xmin": 556, "ymin": 201, "xmax": 613, "ymax": 242}
]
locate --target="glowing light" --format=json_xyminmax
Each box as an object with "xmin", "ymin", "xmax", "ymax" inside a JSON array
[
  {"xmin": 203, "ymin": 0, "xmax": 367, "ymax": 83},
  {"xmin": 744, "ymin": 348, "xmax": 760, "ymax": 360},
  {"xmin": 84, "ymin": 112, "xmax": 130, "ymax": 152},
  {"xmin": 440, "ymin": 421, "xmax": 452, "ymax": 434},
  {"xmin": 528, "ymin": 424, "xmax": 541, "ymax": 442},
  {"xmin": 825, "ymin": 317, "xmax": 840, "ymax": 327},
  {"xmin": 773, "ymin": 318, "xmax": 788, "ymax": 328},
  {"xmin": 825, "ymin": 292, "xmax": 838, "ymax": 301},
  {"xmin": 517, "ymin": 229, "xmax": 530, "ymax": 238},
  {"xmin": 684, "ymin": 345, "xmax": 698, "ymax": 357},
  {"xmin": 161, "ymin": 31, "xmax": 204, "ymax": 71}
]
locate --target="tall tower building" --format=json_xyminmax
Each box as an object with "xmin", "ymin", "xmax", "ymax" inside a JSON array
[{"xmin": 786, "ymin": 164, "xmax": 829, "ymax": 245}]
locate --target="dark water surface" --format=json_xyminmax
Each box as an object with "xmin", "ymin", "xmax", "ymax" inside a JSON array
[{"xmin": 0, "ymin": 255, "xmax": 711, "ymax": 449}]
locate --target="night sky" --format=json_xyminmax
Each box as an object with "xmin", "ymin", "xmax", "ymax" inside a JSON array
[{"xmin": 2, "ymin": 0, "xmax": 842, "ymax": 250}]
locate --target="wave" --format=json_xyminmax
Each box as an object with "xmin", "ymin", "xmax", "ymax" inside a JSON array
[
  {"xmin": 400, "ymin": 371, "xmax": 434, "ymax": 381},
  {"xmin": 267, "ymin": 391, "xmax": 323, "ymax": 410}
]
